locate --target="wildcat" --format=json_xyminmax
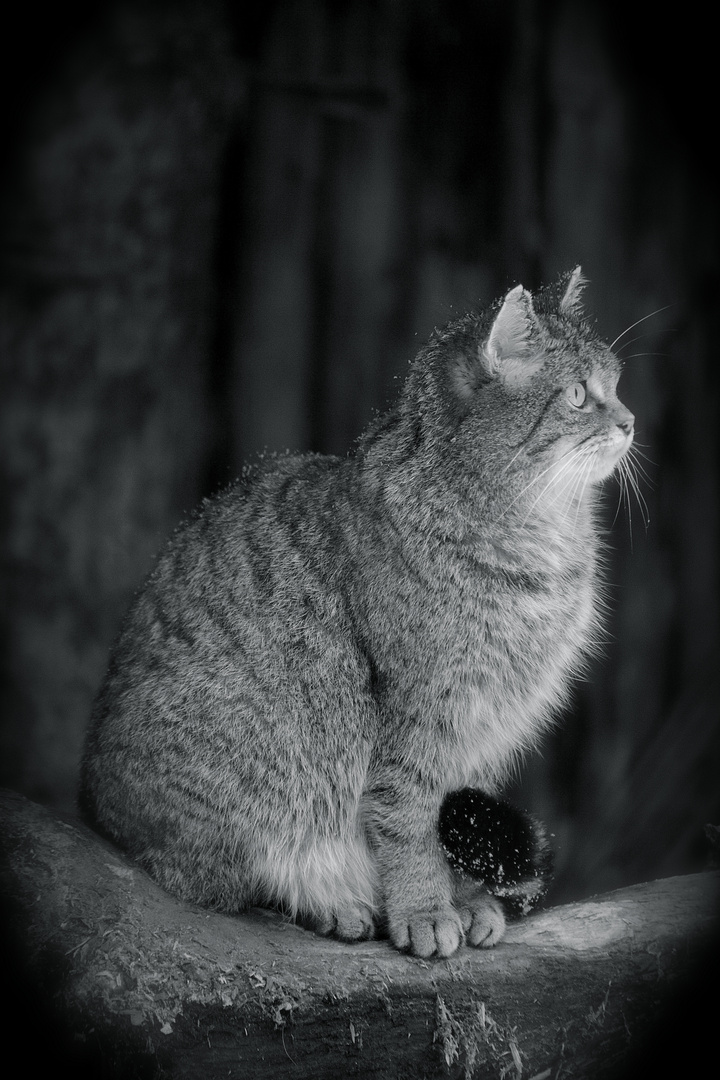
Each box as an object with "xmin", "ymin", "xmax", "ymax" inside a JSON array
[{"xmin": 80, "ymin": 268, "xmax": 635, "ymax": 958}]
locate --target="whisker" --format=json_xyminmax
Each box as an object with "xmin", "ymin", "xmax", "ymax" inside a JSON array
[
  {"xmin": 625, "ymin": 441, "xmax": 655, "ymax": 486},
  {"xmin": 627, "ymin": 453, "xmax": 654, "ymax": 486},
  {"xmin": 615, "ymin": 334, "xmax": 652, "ymax": 356},
  {"xmin": 499, "ymin": 442, "xmax": 529, "ymax": 478},
  {"xmin": 609, "ymin": 305, "xmax": 674, "ymax": 351},
  {"xmin": 517, "ymin": 447, "xmax": 587, "ymax": 528},
  {"xmin": 614, "ymin": 331, "xmax": 673, "ymax": 360},
  {"xmin": 628, "ymin": 441, "xmax": 657, "ymax": 466},
  {"xmin": 527, "ymin": 464, "xmax": 579, "ymax": 527},
  {"xmin": 494, "ymin": 446, "xmax": 581, "ymax": 524},
  {"xmin": 523, "ymin": 442, "xmax": 601, "ymax": 534},
  {"xmin": 610, "ymin": 467, "xmax": 624, "ymax": 529},
  {"xmin": 625, "ymin": 465, "xmax": 639, "ymax": 550},
  {"xmin": 616, "ymin": 351, "xmax": 669, "ymax": 362},
  {"xmin": 557, "ymin": 453, "xmax": 590, "ymax": 511},
  {"xmin": 624, "ymin": 455, "xmax": 651, "ymax": 528},
  {"xmin": 570, "ymin": 453, "xmax": 597, "ymax": 539},
  {"xmin": 613, "ymin": 451, "xmax": 651, "ymax": 550},
  {"xmin": 621, "ymin": 459, "xmax": 634, "ymax": 552}
]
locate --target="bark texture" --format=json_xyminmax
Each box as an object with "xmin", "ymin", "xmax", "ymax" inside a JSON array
[{"xmin": 2, "ymin": 790, "xmax": 718, "ymax": 1079}]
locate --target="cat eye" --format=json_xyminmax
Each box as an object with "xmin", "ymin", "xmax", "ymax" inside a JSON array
[{"xmin": 566, "ymin": 382, "xmax": 586, "ymax": 408}]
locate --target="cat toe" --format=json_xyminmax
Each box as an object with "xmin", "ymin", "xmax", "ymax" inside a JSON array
[
  {"xmin": 298, "ymin": 903, "xmax": 376, "ymax": 942},
  {"xmin": 389, "ymin": 906, "xmax": 464, "ymax": 958},
  {"xmin": 334, "ymin": 903, "xmax": 376, "ymax": 942},
  {"xmin": 296, "ymin": 910, "xmax": 335, "ymax": 937},
  {"xmin": 463, "ymin": 895, "xmax": 505, "ymax": 948},
  {"xmin": 454, "ymin": 879, "xmax": 506, "ymax": 947}
]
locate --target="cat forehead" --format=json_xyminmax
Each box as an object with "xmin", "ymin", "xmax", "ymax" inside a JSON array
[{"xmin": 539, "ymin": 326, "xmax": 620, "ymax": 384}]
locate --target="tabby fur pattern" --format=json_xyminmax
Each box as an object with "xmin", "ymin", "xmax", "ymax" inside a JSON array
[{"xmin": 80, "ymin": 268, "xmax": 634, "ymax": 958}]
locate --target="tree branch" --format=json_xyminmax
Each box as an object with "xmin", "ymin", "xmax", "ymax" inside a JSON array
[{"xmin": 2, "ymin": 789, "xmax": 718, "ymax": 1079}]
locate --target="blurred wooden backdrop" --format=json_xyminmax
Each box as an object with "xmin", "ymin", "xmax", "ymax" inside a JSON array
[{"xmin": 1, "ymin": 0, "xmax": 718, "ymax": 904}]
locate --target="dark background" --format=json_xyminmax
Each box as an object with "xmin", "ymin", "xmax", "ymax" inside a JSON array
[{"xmin": 1, "ymin": 0, "xmax": 718, "ymax": 906}]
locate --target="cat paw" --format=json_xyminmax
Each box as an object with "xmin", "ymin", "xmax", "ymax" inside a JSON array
[
  {"xmin": 388, "ymin": 905, "xmax": 464, "ymax": 959},
  {"xmin": 299, "ymin": 903, "xmax": 376, "ymax": 942},
  {"xmin": 334, "ymin": 902, "xmax": 376, "ymax": 942},
  {"xmin": 456, "ymin": 890, "xmax": 505, "ymax": 948}
]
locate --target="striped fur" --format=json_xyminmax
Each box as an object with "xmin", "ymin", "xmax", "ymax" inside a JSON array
[{"xmin": 80, "ymin": 269, "xmax": 634, "ymax": 957}]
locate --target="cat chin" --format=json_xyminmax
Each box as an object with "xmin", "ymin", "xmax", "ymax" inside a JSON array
[
  {"xmin": 592, "ymin": 462, "xmax": 619, "ymax": 482},
  {"xmin": 592, "ymin": 442, "xmax": 633, "ymax": 482}
]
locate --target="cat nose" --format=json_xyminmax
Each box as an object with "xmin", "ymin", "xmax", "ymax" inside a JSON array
[{"xmin": 616, "ymin": 408, "xmax": 634, "ymax": 436}]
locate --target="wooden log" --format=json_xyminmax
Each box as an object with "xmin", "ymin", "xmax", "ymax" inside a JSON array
[{"xmin": 1, "ymin": 788, "xmax": 718, "ymax": 1079}]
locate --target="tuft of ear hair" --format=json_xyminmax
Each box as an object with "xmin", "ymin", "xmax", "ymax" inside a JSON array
[
  {"xmin": 559, "ymin": 265, "xmax": 587, "ymax": 317},
  {"xmin": 482, "ymin": 284, "xmax": 544, "ymax": 387}
]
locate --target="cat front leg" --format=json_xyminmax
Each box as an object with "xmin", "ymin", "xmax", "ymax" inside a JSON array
[
  {"xmin": 380, "ymin": 835, "xmax": 465, "ymax": 958},
  {"xmin": 366, "ymin": 784, "xmax": 498, "ymax": 957},
  {"xmin": 379, "ymin": 842, "xmax": 505, "ymax": 956}
]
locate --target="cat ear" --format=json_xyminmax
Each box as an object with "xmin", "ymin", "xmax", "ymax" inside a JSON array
[
  {"xmin": 482, "ymin": 284, "xmax": 543, "ymax": 386},
  {"xmin": 559, "ymin": 266, "xmax": 587, "ymax": 316}
]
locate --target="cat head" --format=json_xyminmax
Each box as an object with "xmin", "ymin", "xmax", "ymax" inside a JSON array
[{"xmin": 411, "ymin": 268, "xmax": 635, "ymax": 491}]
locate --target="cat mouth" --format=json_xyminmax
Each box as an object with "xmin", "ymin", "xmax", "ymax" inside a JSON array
[
  {"xmin": 553, "ymin": 428, "xmax": 634, "ymax": 487},
  {"xmin": 539, "ymin": 434, "xmax": 626, "ymax": 496},
  {"xmin": 591, "ymin": 429, "xmax": 634, "ymax": 481}
]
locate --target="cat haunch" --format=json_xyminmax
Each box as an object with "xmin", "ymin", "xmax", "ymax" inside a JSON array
[{"xmin": 80, "ymin": 269, "xmax": 635, "ymax": 959}]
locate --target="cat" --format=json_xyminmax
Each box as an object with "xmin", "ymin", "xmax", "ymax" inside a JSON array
[{"xmin": 79, "ymin": 267, "xmax": 635, "ymax": 958}]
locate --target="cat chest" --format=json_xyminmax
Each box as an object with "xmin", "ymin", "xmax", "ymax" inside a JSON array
[
  {"xmin": 439, "ymin": 558, "xmax": 595, "ymax": 660},
  {"xmin": 443, "ymin": 575, "xmax": 596, "ymax": 781},
  {"xmin": 364, "ymin": 553, "xmax": 597, "ymax": 772},
  {"xmin": 481, "ymin": 571, "xmax": 593, "ymax": 683}
]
